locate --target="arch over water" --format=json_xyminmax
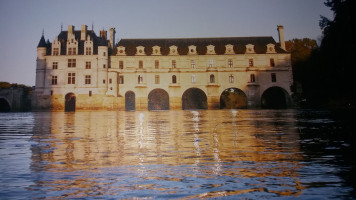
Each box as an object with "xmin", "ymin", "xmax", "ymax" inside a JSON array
[
  {"xmin": 220, "ymin": 88, "xmax": 247, "ymax": 109},
  {"xmin": 125, "ymin": 91, "xmax": 136, "ymax": 111},
  {"xmin": 0, "ymin": 98, "xmax": 11, "ymax": 112},
  {"xmin": 65, "ymin": 93, "xmax": 76, "ymax": 112},
  {"xmin": 182, "ymin": 88, "xmax": 207, "ymax": 110},
  {"xmin": 148, "ymin": 89, "xmax": 169, "ymax": 110},
  {"xmin": 261, "ymin": 87, "xmax": 291, "ymax": 109}
]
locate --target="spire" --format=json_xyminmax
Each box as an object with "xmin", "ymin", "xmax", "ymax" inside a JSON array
[{"xmin": 37, "ymin": 34, "xmax": 47, "ymax": 48}]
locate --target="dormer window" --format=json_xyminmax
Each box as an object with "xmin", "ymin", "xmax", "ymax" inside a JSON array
[
  {"xmin": 206, "ymin": 45, "xmax": 216, "ymax": 55},
  {"xmin": 188, "ymin": 45, "xmax": 197, "ymax": 55},
  {"xmin": 84, "ymin": 35, "xmax": 93, "ymax": 56},
  {"xmin": 266, "ymin": 43, "xmax": 276, "ymax": 53},
  {"xmin": 169, "ymin": 45, "xmax": 178, "ymax": 55},
  {"xmin": 52, "ymin": 37, "xmax": 61, "ymax": 56},
  {"xmin": 85, "ymin": 47, "xmax": 92, "ymax": 55},
  {"xmin": 136, "ymin": 46, "xmax": 145, "ymax": 55},
  {"xmin": 225, "ymin": 44, "xmax": 235, "ymax": 54},
  {"xmin": 117, "ymin": 46, "xmax": 126, "ymax": 56},
  {"xmin": 53, "ymin": 48, "xmax": 59, "ymax": 56},
  {"xmin": 152, "ymin": 46, "xmax": 161, "ymax": 55},
  {"xmin": 245, "ymin": 44, "xmax": 255, "ymax": 54},
  {"xmin": 67, "ymin": 34, "xmax": 78, "ymax": 55}
]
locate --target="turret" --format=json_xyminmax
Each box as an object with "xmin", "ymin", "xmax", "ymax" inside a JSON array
[
  {"xmin": 277, "ymin": 25, "xmax": 286, "ymax": 50},
  {"xmin": 37, "ymin": 35, "xmax": 47, "ymax": 60}
]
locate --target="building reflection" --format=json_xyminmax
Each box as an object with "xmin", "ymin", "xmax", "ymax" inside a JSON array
[{"xmin": 30, "ymin": 110, "xmax": 304, "ymax": 197}]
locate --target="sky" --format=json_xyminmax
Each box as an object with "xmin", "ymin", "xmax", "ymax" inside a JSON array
[{"xmin": 0, "ymin": 0, "xmax": 333, "ymax": 86}]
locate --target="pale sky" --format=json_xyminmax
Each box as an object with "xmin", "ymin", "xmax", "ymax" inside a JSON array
[{"xmin": 0, "ymin": 0, "xmax": 332, "ymax": 86}]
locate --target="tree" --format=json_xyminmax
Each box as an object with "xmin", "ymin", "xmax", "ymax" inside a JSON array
[{"xmin": 317, "ymin": 0, "xmax": 356, "ymax": 107}]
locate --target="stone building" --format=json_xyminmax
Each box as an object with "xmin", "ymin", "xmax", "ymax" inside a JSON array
[{"xmin": 33, "ymin": 25, "xmax": 293, "ymax": 111}]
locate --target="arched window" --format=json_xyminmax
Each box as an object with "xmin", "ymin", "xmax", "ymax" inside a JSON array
[
  {"xmin": 210, "ymin": 74, "xmax": 215, "ymax": 83},
  {"xmin": 172, "ymin": 75, "xmax": 177, "ymax": 83}
]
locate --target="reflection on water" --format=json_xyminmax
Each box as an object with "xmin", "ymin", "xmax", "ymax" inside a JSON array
[{"xmin": 0, "ymin": 110, "xmax": 355, "ymax": 199}]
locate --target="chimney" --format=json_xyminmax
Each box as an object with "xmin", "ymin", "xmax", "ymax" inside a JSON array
[
  {"xmin": 100, "ymin": 30, "xmax": 107, "ymax": 39},
  {"xmin": 109, "ymin": 28, "xmax": 116, "ymax": 49},
  {"xmin": 277, "ymin": 25, "xmax": 286, "ymax": 50},
  {"xmin": 81, "ymin": 25, "xmax": 87, "ymax": 40},
  {"xmin": 68, "ymin": 25, "xmax": 74, "ymax": 36}
]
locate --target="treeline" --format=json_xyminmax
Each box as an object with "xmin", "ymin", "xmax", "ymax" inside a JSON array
[
  {"xmin": 0, "ymin": 82, "xmax": 32, "ymax": 90},
  {"xmin": 289, "ymin": 0, "xmax": 355, "ymax": 108}
]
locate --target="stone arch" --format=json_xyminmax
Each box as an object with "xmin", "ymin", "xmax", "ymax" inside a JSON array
[
  {"xmin": 125, "ymin": 91, "xmax": 136, "ymax": 111},
  {"xmin": 0, "ymin": 98, "xmax": 11, "ymax": 112},
  {"xmin": 65, "ymin": 93, "xmax": 76, "ymax": 112},
  {"xmin": 220, "ymin": 88, "xmax": 247, "ymax": 109},
  {"xmin": 261, "ymin": 87, "xmax": 291, "ymax": 109},
  {"xmin": 148, "ymin": 88, "xmax": 169, "ymax": 110},
  {"xmin": 182, "ymin": 88, "xmax": 207, "ymax": 110}
]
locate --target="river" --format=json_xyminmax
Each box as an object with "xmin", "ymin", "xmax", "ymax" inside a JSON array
[{"xmin": 0, "ymin": 109, "xmax": 355, "ymax": 199}]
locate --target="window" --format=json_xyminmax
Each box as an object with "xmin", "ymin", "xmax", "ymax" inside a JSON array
[
  {"xmin": 172, "ymin": 75, "xmax": 177, "ymax": 83},
  {"xmin": 271, "ymin": 73, "xmax": 277, "ymax": 82},
  {"xmin": 229, "ymin": 75, "xmax": 234, "ymax": 83},
  {"xmin": 270, "ymin": 58, "xmax": 275, "ymax": 67},
  {"xmin": 250, "ymin": 74, "xmax": 256, "ymax": 83},
  {"xmin": 119, "ymin": 61, "xmax": 124, "ymax": 69},
  {"xmin": 86, "ymin": 61, "xmax": 91, "ymax": 69},
  {"xmin": 68, "ymin": 48, "xmax": 76, "ymax": 55},
  {"xmin": 68, "ymin": 73, "xmax": 75, "ymax": 84},
  {"xmin": 192, "ymin": 75, "xmax": 196, "ymax": 83},
  {"xmin": 138, "ymin": 75, "xmax": 143, "ymax": 84},
  {"xmin": 52, "ymin": 62, "xmax": 58, "ymax": 69},
  {"xmin": 85, "ymin": 47, "xmax": 92, "ymax": 55},
  {"xmin": 119, "ymin": 76, "xmax": 124, "ymax": 84},
  {"xmin": 155, "ymin": 75, "xmax": 160, "ymax": 84},
  {"xmin": 51, "ymin": 90, "xmax": 53, "ymax": 96},
  {"xmin": 209, "ymin": 60, "xmax": 214, "ymax": 67},
  {"xmin": 139, "ymin": 60, "xmax": 143, "ymax": 69},
  {"xmin": 85, "ymin": 75, "xmax": 91, "ymax": 84},
  {"xmin": 53, "ymin": 48, "xmax": 59, "ymax": 56},
  {"xmin": 68, "ymin": 59, "xmax": 76, "ymax": 68},
  {"xmin": 155, "ymin": 60, "xmax": 159, "ymax": 69},
  {"xmin": 249, "ymin": 59, "xmax": 254, "ymax": 67},
  {"xmin": 103, "ymin": 52, "xmax": 106, "ymax": 56},
  {"xmin": 51, "ymin": 76, "xmax": 57, "ymax": 85},
  {"xmin": 109, "ymin": 78, "xmax": 112, "ymax": 84},
  {"xmin": 89, "ymin": 91, "xmax": 92, "ymax": 97},
  {"xmin": 103, "ymin": 64, "xmax": 106, "ymax": 68},
  {"xmin": 191, "ymin": 60, "xmax": 195, "ymax": 68},
  {"xmin": 103, "ymin": 79, "xmax": 106, "ymax": 84},
  {"xmin": 172, "ymin": 60, "xmax": 176, "ymax": 68},
  {"xmin": 210, "ymin": 74, "xmax": 215, "ymax": 83},
  {"xmin": 228, "ymin": 59, "xmax": 233, "ymax": 68}
]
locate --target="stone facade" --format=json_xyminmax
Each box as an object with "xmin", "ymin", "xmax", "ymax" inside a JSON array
[{"xmin": 33, "ymin": 25, "xmax": 293, "ymax": 111}]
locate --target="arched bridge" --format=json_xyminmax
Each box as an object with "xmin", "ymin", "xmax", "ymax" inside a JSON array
[{"xmin": 0, "ymin": 87, "xmax": 32, "ymax": 112}]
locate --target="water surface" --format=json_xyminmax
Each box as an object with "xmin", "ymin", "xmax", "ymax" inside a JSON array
[{"xmin": 0, "ymin": 110, "xmax": 355, "ymax": 199}]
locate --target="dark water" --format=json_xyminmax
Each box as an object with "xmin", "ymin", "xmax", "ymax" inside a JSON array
[{"xmin": 0, "ymin": 110, "xmax": 355, "ymax": 199}]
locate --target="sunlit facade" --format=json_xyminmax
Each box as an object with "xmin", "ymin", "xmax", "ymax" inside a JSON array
[{"xmin": 33, "ymin": 25, "xmax": 293, "ymax": 111}]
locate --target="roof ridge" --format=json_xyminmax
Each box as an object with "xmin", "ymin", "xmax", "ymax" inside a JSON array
[{"xmin": 120, "ymin": 36, "xmax": 273, "ymax": 40}]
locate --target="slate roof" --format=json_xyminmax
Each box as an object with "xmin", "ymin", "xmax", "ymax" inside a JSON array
[
  {"xmin": 37, "ymin": 30, "xmax": 109, "ymax": 55},
  {"xmin": 56, "ymin": 30, "xmax": 108, "ymax": 55},
  {"xmin": 115, "ymin": 36, "xmax": 287, "ymax": 56},
  {"xmin": 37, "ymin": 35, "xmax": 47, "ymax": 48}
]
